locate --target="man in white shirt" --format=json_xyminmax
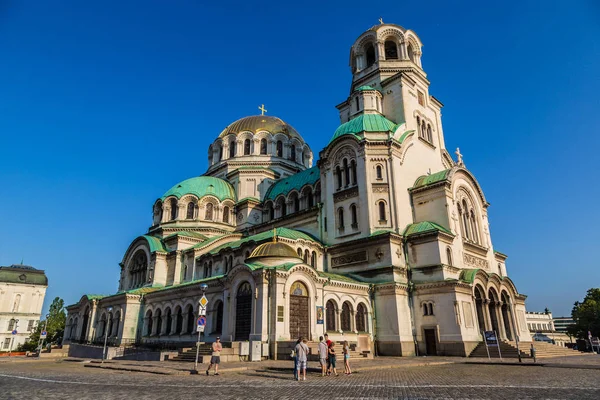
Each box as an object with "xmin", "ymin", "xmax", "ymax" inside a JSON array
[
  {"xmin": 318, "ymin": 336, "xmax": 328, "ymax": 377},
  {"xmin": 295, "ymin": 337, "xmax": 310, "ymax": 381}
]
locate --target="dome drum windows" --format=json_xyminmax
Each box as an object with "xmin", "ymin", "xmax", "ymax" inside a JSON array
[
  {"xmin": 243, "ymin": 139, "xmax": 251, "ymax": 155},
  {"xmin": 384, "ymin": 40, "xmax": 398, "ymax": 60},
  {"xmin": 334, "ymin": 157, "xmax": 358, "ymax": 191}
]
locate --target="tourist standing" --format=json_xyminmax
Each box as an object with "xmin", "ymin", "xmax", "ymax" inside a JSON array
[
  {"xmin": 295, "ymin": 337, "xmax": 310, "ymax": 381},
  {"xmin": 318, "ymin": 336, "xmax": 328, "ymax": 376},
  {"xmin": 206, "ymin": 337, "xmax": 222, "ymax": 376},
  {"xmin": 291, "ymin": 338, "xmax": 300, "ymax": 380},
  {"xmin": 324, "ymin": 333, "xmax": 332, "ymax": 373},
  {"xmin": 342, "ymin": 340, "xmax": 352, "ymax": 375},
  {"xmin": 327, "ymin": 341, "xmax": 338, "ymax": 376}
]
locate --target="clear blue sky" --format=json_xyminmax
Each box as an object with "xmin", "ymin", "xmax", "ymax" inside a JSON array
[{"xmin": 1, "ymin": 1, "xmax": 598, "ymax": 317}]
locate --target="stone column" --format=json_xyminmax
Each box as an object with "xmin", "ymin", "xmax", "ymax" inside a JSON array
[
  {"xmin": 483, "ymin": 299, "xmax": 492, "ymax": 331},
  {"xmin": 496, "ymin": 303, "xmax": 507, "ymax": 340},
  {"xmin": 336, "ymin": 309, "xmax": 342, "ymax": 333}
]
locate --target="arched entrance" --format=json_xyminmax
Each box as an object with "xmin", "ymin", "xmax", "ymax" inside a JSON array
[
  {"xmin": 80, "ymin": 306, "xmax": 90, "ymax": 342},
  {"xmin": 501, "ymin": 292, "xmax": 513, "ymax": 340},
  {"xmin": 488, "ymin": 288, "xmax": 500, "ymax": 334},
  {"xmin": 235, "ymin": 282, "xmax": 252, "ymax": 341},
  {"xmin": 474, "ymin": 286, "xmax": 486, "ymax": 332},
  {"xmin": 289, "ymin": 281, "xmax": 310, "ymax": 340}
]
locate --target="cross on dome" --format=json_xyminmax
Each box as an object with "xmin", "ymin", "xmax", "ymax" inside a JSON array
[
  {"xmin": 258, "ymin": 104, "xmax": 267, "ymax": 116},
  {"xmin": 455, "ymin": 147, "xmax": 464, "ymax": 166},
  {"xmin": 378, "ymin": 17, "xmax": 384, "ymax": 24}
]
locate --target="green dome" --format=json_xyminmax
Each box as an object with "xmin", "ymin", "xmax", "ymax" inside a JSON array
[
  {"xmin": 355, "ymin": 85, "xmax": 381, "ymax": 92},
  {"xmin": 161, "ymin": 176, "xmax": 236, "ymax": 202},
  {"xmin": 329, "ymin": 114, "xmax": 397, "ymax": 144}
]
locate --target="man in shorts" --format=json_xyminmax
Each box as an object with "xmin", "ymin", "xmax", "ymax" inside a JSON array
[
  {"xmin": 295, "ymin": 337, "xmax": 309, "ymax": 381},
  {"xmin": 318, "ymin": 336, "xmax": 328, "ymax": 376},
  {"xmin": 206, "ymin": 337, "xmax": 222, "ymax": 376}
]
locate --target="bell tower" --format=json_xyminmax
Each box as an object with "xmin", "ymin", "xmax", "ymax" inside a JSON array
[{"xmin": 336, "ymin": 23, "xmax": 446, "ymax": 153}]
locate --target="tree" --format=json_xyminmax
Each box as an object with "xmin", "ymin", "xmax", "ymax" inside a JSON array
[
  {"xmin": 21, "ymin": 297, "xmax": 66, "ymax": 351},
  {"xmin": 568, "ymin": 288, "xmax": 600, "ymax": 340}
]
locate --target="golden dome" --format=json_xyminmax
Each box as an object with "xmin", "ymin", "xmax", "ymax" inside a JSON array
[
  {"xmin": 218, "ymin": 115, "xmax": 302, "ymax": 140},
  {"xmin": 247, "ymin": 241, "xmax": 301, "ymax": 261}
]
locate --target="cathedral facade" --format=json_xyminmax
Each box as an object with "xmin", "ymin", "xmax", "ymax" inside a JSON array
[{"xmin": 64, "ymin": 23, "xmax": 531, "ymax": 357}]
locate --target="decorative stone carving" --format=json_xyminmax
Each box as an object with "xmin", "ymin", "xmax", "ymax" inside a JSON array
[
  {"xmin": 331, "ymin": 251, "xmax": 368, "ymax": 267},
  {"xmin": 372, "ymin": 184, "xmax": 389, "ymax": 193},
  {"xmin": 463, "ymin": 253, "xmax": 489, "ymax": 270},
  {"xmin": 334, "ymin": 186, "xmax": 358, "ymax": 202}
]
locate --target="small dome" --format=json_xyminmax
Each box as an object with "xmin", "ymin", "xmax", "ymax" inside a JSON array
[
  {"xmin": 247, "ymin": 241, "xmax": 301, "ymax": 261},
  {"xmin": 330, "ymin": 114, "xmax": 397, "ymax": 144},
  {"xmin": 161, "ymin": 176, "xmax": 236, "ymax": 201},
  {"xmin": 218, "ymin": 115, "xmax": 303, "ymax": 141}
]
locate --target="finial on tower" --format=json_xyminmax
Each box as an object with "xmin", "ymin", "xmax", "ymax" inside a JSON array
[
  {"xmin": 272, "ymin": 228, "xmax": 278, "ymax": 243},
  {"xmin": 455, "ymin": 147, "xmax": 464, "ymax": 166},
  {"xmin": 378, "ymin": 17, "xmax": 384, "ymax": 24}
]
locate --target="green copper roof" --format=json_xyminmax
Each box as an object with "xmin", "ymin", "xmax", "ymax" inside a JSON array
[
  {"xmin": 0, "ymin": 265, "xmax": 48, "ymax": 285},
  {"xmin": 141, "ymin": 235, "xmax": 169, "ymax": 253},
  {"xmin": 394, "ymin": 130, "xmax": 415, "ymax": 144},
  {"xmin": 163, "ymin": 231, "xmax": 208, "ymax": 241},
  {"xmin": 84, "ymin": 294, "xmax": 106, "ymax": 300},
  {"xmin": 209, "ymin": 228, "xmax": 320, "ymax": 255},
  {"xmin": 355, "ymin": 85, "xmax": 380, "ymax": 92},
  {"xmin": 264, "ymin": 166, "xmax": 320, "ymax": 201},
  {"xmin": 403, "ymin": 221, "xmax": 453, "ymax": 237},
  {"xmin": 319, "ymin": 271, "xmax": 365, "ymax": 284},
  {"xmin": 330, "ymin": 114, "xmax": 397, "ymax": 144},
  {"xmin": 161, "ymin": 176, "xmax": 236, "ymax": 202},
  {"xmin": 412, "ymin": 169, "xmax": 452, "ymax": 189}
]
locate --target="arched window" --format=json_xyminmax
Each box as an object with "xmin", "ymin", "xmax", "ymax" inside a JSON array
[
  {"xmin": 229, "ymin": 140, "xmax": 236, "ymax": 158},
  {"xmin": 407, "ymin": 43, "xmax": 415, "ymax": 63},
  {"xmin": 366, "ymin": 44, "xmax": 376, "ymax": 67},
  {"xmin": 498, "ymin": 263, "xmax": 502, "ymax": 275},
  {"xmin": 297, "ymin": 248, "xmax": 303, "ymax": 258},
  {"xmin": 428, "ymin": 303, "xmax": 434, "ymax": 316},
  {"xmin": 304, "ymin": 249, "xmax": 310, "ymax": 263},
  {"xmin": 12, "ymin": 294, "xmax": 21, "ymax": 313},
  {"xmin": 169, "ymin": 198, "xmax": 178, "ymax": 220},
  {"xmin": 186, "ymin": 202, "xmax": 195, "ymax": 219},
  {"xmin": 311, "ymin": 251, "xmax": 316, "ymax": 268},
  {"xmin": 376, "ymin": 165, "xmax": 383, "ymax": 180},
  {"xmin": 291, "ymin": 193, "xmax": 299, "ymax": 213},
  {"xmin": 268, "ymin": 203, "xmax": 275, "ymax": 220},
  {"xmin": 260, "ymin": 138, "xmax": 267, "ymax": 155},
  {"xmin": 427, "ymin": 125, "xmax": 433, "ymax": 142},
  {"xmin": 446, "ymin": 247, "xmax": 453, "ymax": 266},
  {"xmin": 205, "ymin": 203, "xmax": 214, "ymax": 221},
  {"xmin": 384, "ymin": 40, "xmax": 398, "ymax": 59},
  {"xmin": 423, "ymin": 304, "xmax": 429, "ymax": 315},
  {"xmin": 145, "ymin": 310, "xmax": 153, "ymax": 336},
  {"xmin": 276, "ymin": 140, "xmax": 283, "ymax": 157},
  {"xmin": 356, "ymin": 303, "xmax": 367, "ymax": 332},
  {"xmin": 343, "ymin": 158, "xmax": 349, "ymax": 186},
  {"xmin": 185, "ymin": 305, "xmax": 195, "ymax": 334},
  {"xmin": 350, "ymin": 160, "xmax": 357, "ymax": 185},
  {"xmin": 378, "ymin": 201, "xmax": 386, "ymax": 221},
  {"xmin": 165, "ymin": 308, "xmax": 172, "ymax": 335},
  {"xmin": 337, "ymin": 207, "xmax": 344, "ymax": 229},
  {"xmin": 470, "ymin": 210, "xmax": 479, "ymax": 243},
  {"xmin": 244, "ymin": 138, "xmax": 251, "ymax": 155},
  {"xmin": 182, "ymin": 264, "xmax": 188, "ymax": 281},
  {"xmin": 155, "ymin": 309, "xmax": 162, "ymax": 336},
  {"xmin": 461, "ymin": 200, "xmax": 470, "ymax": 240},
  {"xmin": 223, "ymin": 206, "xmax": 230, "ymax": 223},
  {"xmin": 416, "ymin": 116, "xmax": 421, "ymax": 134},
  {"xmin": 175, "ymin": 307, "xmax": 183, "ymax": 334},
  {"xmin": 218, "ymin": 145, "xmax": 223, "ymax": 161},
  {"xmin": 421, "ymin": 121, "xmax": 426, "ymax": 139},
  {"xmin": 277, "ymin": 197, "xmax": 286, "ymax": 217},
  {"xmin": 341, "ymin": 302, "xmax": 352, "ymax": 332},
  {"xmin": 355, "ymin": 97, "xmax": 359, "ymax": 112},
  {"xmin": 350, "ymin": 204, "xmax": 358, "ymax": 228},
  {"xmin": 336, "ymin": 166, "xmax": 343, "ymax": 189},
  {"xmin": 290, "ymin": 145, "xmax": 296, "ymax": 161},
  {"xmin": 326, "ymin": 300, "xmax": 336, "ymax": 332}
]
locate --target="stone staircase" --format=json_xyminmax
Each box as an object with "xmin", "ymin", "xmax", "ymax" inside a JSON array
[
  {"xmin": 469, "ymin": 340, "xmax": 586, "ymax": 359},
  {"xmin": 169, "ymin": 342, "xmax": 239, "ymax": 363}
]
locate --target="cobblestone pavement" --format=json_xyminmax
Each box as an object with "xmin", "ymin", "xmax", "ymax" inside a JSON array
[{"xmin": 1, "ymin": 360, "xmax": 600, "ymax": 400}]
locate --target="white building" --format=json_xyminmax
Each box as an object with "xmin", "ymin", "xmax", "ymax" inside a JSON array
[
  {"xmin": 0, "ymin": 264, "xmax": 48, "ymax": 351},
  {"xmin": 64, "ymin": 22, "xmax": 531, "ymax": 357},
  {"xmin": 526, "ymin": 311, "xmax": 571, "ymax": 347}
]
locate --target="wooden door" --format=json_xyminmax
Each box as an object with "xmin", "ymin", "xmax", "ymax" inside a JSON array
[
  {"xmin": 424, "ymin": 329, "xmax": 437, "ymax": 355},
  {"xmin": 235, "ymin": 282, "xmax": 253, "ymax": 341},
  {"xmin": 289, "ymin": 281, "xmax": 309, "ymax": 340}
]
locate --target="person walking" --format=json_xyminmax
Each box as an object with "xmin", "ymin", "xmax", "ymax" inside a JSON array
[
  {"xmin": 206, "ymin": 337, "xmax": 222, "ymax": 376},
  {"xmin": 318, "ymin": 336, "xmax": 328, "ymax": 377},
  {"xmin": 342, "ymin": 340, "xmax": 352, "ymax": 375},
  {"xmin": 291, "ymin": 338, "xmax": 300, "ymax": 380},
  {"xmin": 295, "ymin": 337, "xmax": 310, "ymax": 381},
  {"xmin": 327, "ymin": 341, "xmax": 338, "ymax": 376}
]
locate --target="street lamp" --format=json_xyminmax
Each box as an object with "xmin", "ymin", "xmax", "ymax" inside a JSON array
[
  {"xmin": 194, "ymin": 283, "xmax": 209, "ymax": 372},
  {"xmin": 8, "ymin": 319, "xmax": 19, "ymax": 357},
  {"xmin": 102, "ymin": 307, "xmax": 113, "ymax": 364}
]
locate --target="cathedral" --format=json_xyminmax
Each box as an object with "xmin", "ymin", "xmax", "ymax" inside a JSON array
[{"xmin": 64, "ymin": 22, "xmax": 531, "ymax": 357}]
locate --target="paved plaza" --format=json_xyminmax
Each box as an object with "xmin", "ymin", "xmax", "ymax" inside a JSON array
[{"xmin": 1, "ymin": 357, "xmax": 600, "ymax": 400}]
